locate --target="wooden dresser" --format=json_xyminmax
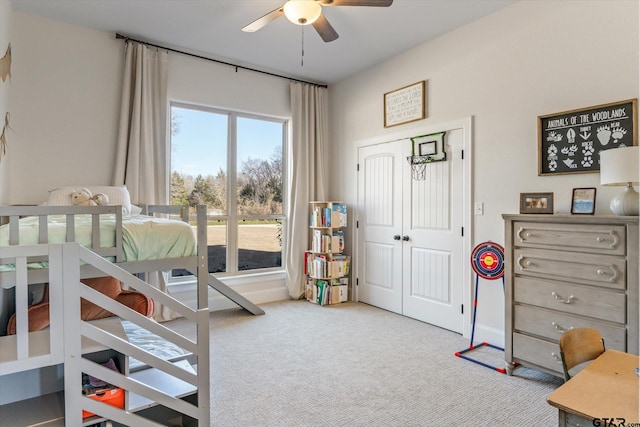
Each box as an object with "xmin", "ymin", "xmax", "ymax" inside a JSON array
[{"xmin": 502, "ymin": 214, "xmax": 638, "ymax": 377}]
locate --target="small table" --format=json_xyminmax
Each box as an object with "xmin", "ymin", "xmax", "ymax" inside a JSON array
[{"xmin": 547, "ymin": 350, "xmax": 639, "ymax": 426}]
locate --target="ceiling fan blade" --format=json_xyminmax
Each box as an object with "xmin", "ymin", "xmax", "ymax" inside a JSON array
[
  {"xmin": 319, "ymin": 0, "xmax": 393, "ymax": 6},
  {"xmin": 242, "ymin": 6, "xmax": 285, "ymax": 32},
  {"xmin": 312, "ymin": 14, "xmax": 339, "ymax": 42}
]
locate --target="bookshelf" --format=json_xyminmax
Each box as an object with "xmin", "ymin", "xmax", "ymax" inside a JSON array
[{"xmin": 304, "ymin": 201, "xmax": 350, "ymax": 305}]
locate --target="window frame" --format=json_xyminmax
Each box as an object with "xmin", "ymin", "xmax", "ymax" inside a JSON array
[{"xmin": 169, "ymin": 101, "xmax": 288, "ymax": 278}]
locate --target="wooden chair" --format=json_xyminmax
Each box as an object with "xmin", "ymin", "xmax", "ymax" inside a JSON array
[{"xmin": 558, "ymin": 327, "xmax": 605, "ymax": 382}]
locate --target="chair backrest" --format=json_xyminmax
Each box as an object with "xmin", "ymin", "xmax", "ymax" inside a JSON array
[{"xmin": 559, "ymin": 327, "xmax": 605, "ymax": 381}]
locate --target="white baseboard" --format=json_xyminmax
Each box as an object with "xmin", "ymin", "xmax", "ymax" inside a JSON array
[{"xmin": 468, "ymin": 323, "xmax": 505, "ymax": 348}]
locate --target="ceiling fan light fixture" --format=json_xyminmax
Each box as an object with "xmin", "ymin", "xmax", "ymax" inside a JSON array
[{"xmin": 283, "ymin": 0, "xmax": 322, "ymax": 25}]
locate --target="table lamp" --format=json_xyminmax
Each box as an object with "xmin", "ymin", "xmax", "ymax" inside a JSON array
[{"xmin": 600, "ymin": 146, "xmax": 639, "ymax": 216}]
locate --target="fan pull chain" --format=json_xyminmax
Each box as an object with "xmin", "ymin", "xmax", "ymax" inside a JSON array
[{"xmin": 301, "ymin": 25, "xmax": 305, "ymax": 67}]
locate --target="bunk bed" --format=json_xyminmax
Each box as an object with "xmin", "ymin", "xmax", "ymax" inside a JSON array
[{"xmin": 0, "ymin": 202, "xmax": 253, "ymax": 425}]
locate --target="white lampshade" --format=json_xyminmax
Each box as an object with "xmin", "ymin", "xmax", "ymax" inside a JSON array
[
  {"xmin": 283, "ymin": 0, "xmax": 322, "ymax": 25},
  {"xmin": 600, "ymin": 146, "xmax": 640, "ymax": 216}
]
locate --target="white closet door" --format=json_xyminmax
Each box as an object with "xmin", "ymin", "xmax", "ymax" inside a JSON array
[
  {"xmin": 402, "ymin": 129, "xmax": 464, "ymax": 333},
  {"xmin": 356, "ymin": 142, "xmax": 404, "ymax": 314}
]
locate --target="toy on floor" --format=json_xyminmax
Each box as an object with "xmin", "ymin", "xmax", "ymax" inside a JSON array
[{"xmin": 455, "ymin": 241, "xmax": 508, "ymax": 374}]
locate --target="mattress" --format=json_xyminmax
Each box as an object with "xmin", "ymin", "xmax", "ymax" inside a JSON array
[{"xmin": 0, "ymin": 214, "xmax": 196, "ymax": 272}]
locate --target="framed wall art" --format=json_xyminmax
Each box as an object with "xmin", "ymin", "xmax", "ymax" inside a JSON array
[
  {"xmin": 384, "ymin": 81, "xmax": 425, "ymax": 128},
  {"xmin": 571, "ymin": 187, "xmax": 596, "ymax": 215},
  {"xmin": 520, "ymin": 192, "xmax": 554, "ymax": 214},
  {"xmin": 538, "ymin": 99, "xmax": 637, "ymax": 176}
]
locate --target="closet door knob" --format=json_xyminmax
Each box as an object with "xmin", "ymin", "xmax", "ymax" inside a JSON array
[
  {"xmin": 402, "ymin": 235, "xmax": 410, "ymax": 241},
  {"xmin": 393, "ymin": 235, "xmax": 401, "ymax": 240}
]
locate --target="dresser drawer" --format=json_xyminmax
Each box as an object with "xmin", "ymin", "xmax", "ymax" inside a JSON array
[
  {"xmin": 512, "ymin": 333, "xmax": 563, "ymax": 374},
  {"xmin": 514, "ymin": 248, "xmax": 626, "ymax": 289},
  {"xmin": 514, "ymin": 222, "xmax": 626, "ymax": 255},
  {"xmin": 514, "ymin": 305, "xmax": 626, "ymax": 350},
  {"xmin": 514, "ymin": 276, "xmax": 626, "ymax": 323}
]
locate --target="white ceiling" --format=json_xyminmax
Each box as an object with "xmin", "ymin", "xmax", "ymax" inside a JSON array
[{"xmin": 13, "ymin": 0, "xmax": 517, "ymax": 85}]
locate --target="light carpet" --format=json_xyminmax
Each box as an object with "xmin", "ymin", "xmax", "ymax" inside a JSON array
[{"xmin": 168, "ymin": 300, "xmax": 563, "ymax": 426}]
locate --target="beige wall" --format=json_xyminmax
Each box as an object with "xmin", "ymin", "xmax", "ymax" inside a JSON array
[
  {"xmin": 0, "ymin": 0, "xmax": 12, "ymax": 204},
  {"xmin": 328, "ymin": 0, "xmax": 639, "ymax": 343},
  {"xmin": 10, "ymin": 12, "xmax": 123, "ymax": 204}
]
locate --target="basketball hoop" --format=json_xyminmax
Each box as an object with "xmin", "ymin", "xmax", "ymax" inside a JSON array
[{"xmin": 406, "ymin": 155, "xmax": 430, "ymax": 180}]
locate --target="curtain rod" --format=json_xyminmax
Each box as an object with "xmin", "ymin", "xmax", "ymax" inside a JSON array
[{"xmin": 115, "ymin": 33, "xmax": 328, "ymax": 89}]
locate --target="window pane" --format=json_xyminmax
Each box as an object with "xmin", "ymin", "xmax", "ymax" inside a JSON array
[
  {"xmin": 237, "ymin": 219, "xmax": 283, "ymax": 271},
  {"xmin": 206, "ymin": 219, "xmax": 227, "ymax": 274},
  {"xmin": 171, "ymin": 106, "xmax": 228, "ymax": 275},
  {"xmin": 236, "ymin": 117, "xmax": 283, "ymax": 215},
  {"xmin": 170, "ymin": 106, "xmax": 228, "ymax": 211}
]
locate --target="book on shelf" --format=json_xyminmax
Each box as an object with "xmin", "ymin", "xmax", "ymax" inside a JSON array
[
  {"xmin": 305, "ymin": 277, "xmax": 348, "ymax": 305},
  {"xmin": 332, "ymin": 230, "xmax": 344, "ymax": 252},
  {"xmin": 330, "ymin": 254, "xmax": 350, "ymax": 278},
  {"xmin": 310, "ymin": 203, "xmax": 347, "ymax": 228},
  {"xmin": 331, "ymin": 203, "xmax": 347, "ymax": 227}
]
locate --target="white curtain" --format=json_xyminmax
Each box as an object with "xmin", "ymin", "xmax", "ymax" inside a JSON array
[
  {"xmin": 114, "ymin": 41, "xmax": 174, "ymax": 321},
  {"xmin": 286, "ymin": 82, "xmax": 328, "ymax": 299},
  {"xmin": 114, "ymin": 41, "xmax": 168, "ymax": 205}
]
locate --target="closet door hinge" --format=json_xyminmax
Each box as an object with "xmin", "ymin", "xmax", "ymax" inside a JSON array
[
  {"xmin": 357, "ymin": 163, "xmax": 360, "ymax": 171},
  {"xmin": 461, "ymin": 304, "xmax": 464, "ymax": 314},
  {"xmin": 461, "ymin": 227, "xmax": 464, "ymax": 237},
  {"xmin": 356, "ymin": 220, "xmax": 359, "ymax": 228},
  {"xmin": 461, "ymin": 149, "xmax": 464, "ymax": 160},
  {"xmin": 356, "ymin": 278, "xmax": 359, "ymax": 286}
]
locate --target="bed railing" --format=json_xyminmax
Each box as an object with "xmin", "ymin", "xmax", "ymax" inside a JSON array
[
  {"xmin": 0, "ymin": 205, "xmax": 124, "ymax": 261},
  {"xmin": 0, "ymin": 241, "xmax": 210, "ymax": 426},
  {"xmin": 0, "ymin": 244, "xmax": 65, "ymax": 375}
]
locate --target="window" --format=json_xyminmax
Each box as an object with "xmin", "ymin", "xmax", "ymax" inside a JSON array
[{"xmin": 170, "ymin": 103, "xmax": 286, "ymax": 276}]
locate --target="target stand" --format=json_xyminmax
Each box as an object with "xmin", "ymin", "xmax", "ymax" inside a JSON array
[{"xmin": 455, "ymin": 241, "xmax": 508, "ymax": 374}]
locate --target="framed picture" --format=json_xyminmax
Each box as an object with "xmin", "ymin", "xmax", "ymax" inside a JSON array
[
  {"xmin": 571, "ymin": 187, "xmax": 596, "ymax": 215},
  {"xmin": 384, "ymin": 81, "xmax": 426, "ymax": 128},
  {"xmin": 538, "ymin": 98, "xmax": 637, "ymax": 176},
  {"xmin": 520, "ymin": 192, "xmax": 554, "ymax": 214}
]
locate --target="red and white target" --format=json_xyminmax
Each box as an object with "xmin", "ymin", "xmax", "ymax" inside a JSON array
[{"xmin": 471, "ymin": 242, "xmax": 505, "ymax": 280}]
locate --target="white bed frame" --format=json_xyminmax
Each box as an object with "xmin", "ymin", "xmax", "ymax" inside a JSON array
[{"xmin": 0, "ymin": 204, "xmax": 226, "ymax": 426}]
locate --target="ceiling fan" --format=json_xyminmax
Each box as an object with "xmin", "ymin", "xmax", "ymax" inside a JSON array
[{"xmin": 242, "ymin": 0, "xmax": 394, "ymax": 43}]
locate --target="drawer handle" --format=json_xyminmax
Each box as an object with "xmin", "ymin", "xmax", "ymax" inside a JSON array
[
  {"xmin": 551, "ymin": 292, "xmax": 575, "ymax": 304},
  {"xmin": 516, "ymin": 255, "xmax": 533, "ymax": 270},
  {"xmin": 595, "ymin": 266, "xmax": 619, "ymax": 283},
  {"xmin": 551, "ymin": 322, "xmax": 573, "ymax": 333},
  {"xmin": 551, "ymin": 352, "xmax": 563, "ymax": 364}
]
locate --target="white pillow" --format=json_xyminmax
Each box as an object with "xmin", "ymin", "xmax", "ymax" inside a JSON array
[
  {"xmin": 130, "ymin": 204, "xmax": 143, "ymax": 215},
  {"xmin": 47, "ymin": 185, "xmax": 133, "ymax": 215}
]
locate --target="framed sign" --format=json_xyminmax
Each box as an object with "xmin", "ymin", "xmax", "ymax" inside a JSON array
[
  {"xmin": 571, "ymin": 187, "xmax": 596, "ymax": 215},
  {"xmin": 538, "ymin": 99, "xmax": 637, "ymax": 176},
  {"xmin": 384, "ymin": 81, "xmax": 425, "ymax": 128},
  {"xmin": 520, "ymin": 192, "xmax": 554, "ymax": 214}
]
